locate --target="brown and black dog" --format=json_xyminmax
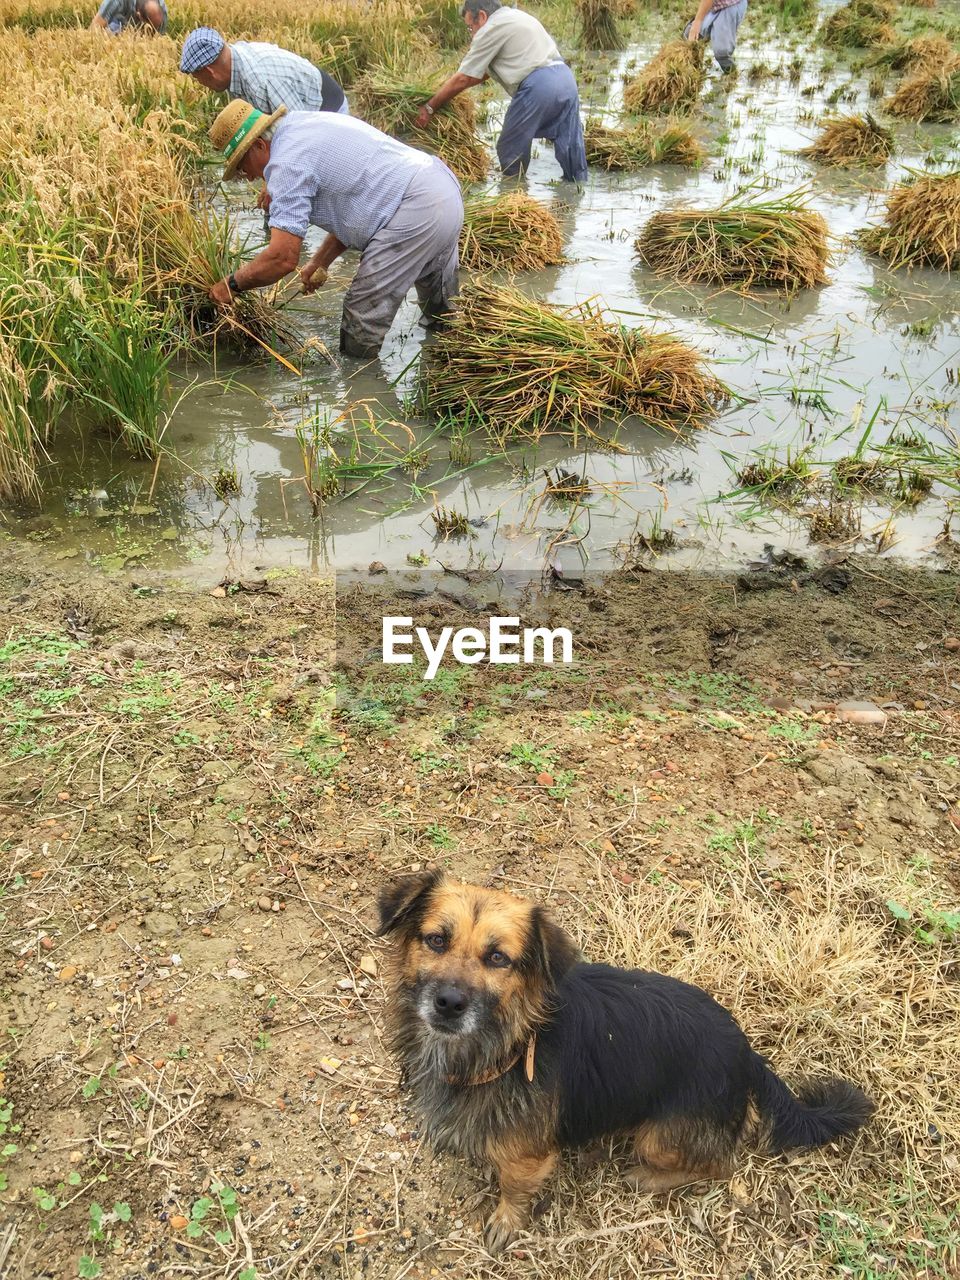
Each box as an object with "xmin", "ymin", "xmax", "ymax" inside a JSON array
[{"xmin": 377, "ymin": 871, "xmax": 874, "ymax": 1253}]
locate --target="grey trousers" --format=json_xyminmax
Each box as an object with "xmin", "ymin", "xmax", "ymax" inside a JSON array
[
  {"xmin": 340, "ymin": 159, "xmax": 464, "ymax": 357},
  {"xmin": 684, "ymin": 0, "xmax": 747, "ymax": 72}
]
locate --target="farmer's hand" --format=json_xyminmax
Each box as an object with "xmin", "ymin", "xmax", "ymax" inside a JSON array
[
  {"xmin": 256, "ymin": 185, "xmax": 272, "ymax": 211},
  {"xmin": 210, "ymin": 278, "xmax": 233, "ymax": 308},
  {"xmin": 300, "ymin": 263, "xmax": 328, "ymax": 294},
  {"xmin": 687, "ymin": 19, "xmax": 701, "ymax": 39},
  {"xmin": 414, "ymin": 104, "xmax": 433, "ymax": 129}
]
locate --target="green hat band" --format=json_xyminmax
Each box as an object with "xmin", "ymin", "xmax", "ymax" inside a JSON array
[{"xmin": 223, "ymin": 109, "xmax": 264, "ymax": 160}]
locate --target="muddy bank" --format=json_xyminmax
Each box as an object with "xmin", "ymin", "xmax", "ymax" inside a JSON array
[{"xmin": 0, "ymin": 542, "xmax": 957, "ymax": 1278}]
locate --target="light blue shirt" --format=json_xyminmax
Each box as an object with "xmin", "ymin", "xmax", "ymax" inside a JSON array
[{"xmin": 265, "ymin": 112, "xmax": 436, "ymax": 249}]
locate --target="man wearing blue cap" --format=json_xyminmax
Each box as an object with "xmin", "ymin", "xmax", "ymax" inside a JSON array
[
  {"xmin": 179, "ymin": 29, "xmax": 348, "ymax": 117},
  {"xmin": 91, "ymin": 0, "xmax": 166, "ymax": 34}
]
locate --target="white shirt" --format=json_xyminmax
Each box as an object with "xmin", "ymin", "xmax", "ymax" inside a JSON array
[{"xmin": 458, "ymin": 7, "xmax": 564, "ymax": 97}]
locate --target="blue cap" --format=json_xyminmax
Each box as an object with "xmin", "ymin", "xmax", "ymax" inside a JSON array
[{"xmin": 180, "ymin": 27, "xmax": 226, "ymax": 74}]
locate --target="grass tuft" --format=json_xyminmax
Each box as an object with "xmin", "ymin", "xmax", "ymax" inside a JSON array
[
  {"xmin": 799, "ymin": 112, "xmax": 894, "ymax": 166},
  {"xmin": 584, "ymin": 117, "xmax": 705, "ymax": 169}
]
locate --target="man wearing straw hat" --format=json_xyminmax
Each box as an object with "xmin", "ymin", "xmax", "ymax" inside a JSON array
[
  {"xmin": 207, "ymin": 101, "xmax": 464, "ymax": 359},
  {"xmin": 414, "ymin": 0, "xmax": 587, "ymax": 184},
  {"xmin": 179, "ymin": 29, "xmax": 350, "ymax": 117},
  {"xmin": 90, "ymin": 0, "xmax": 166, "ymax": 34}
]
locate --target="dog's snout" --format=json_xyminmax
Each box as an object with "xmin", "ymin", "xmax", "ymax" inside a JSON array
[{"xmin": 434, "ymin": 983, "xmax": 469, "ymax": 1019}]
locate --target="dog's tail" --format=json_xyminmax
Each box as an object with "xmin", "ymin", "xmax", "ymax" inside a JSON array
[{"xmin": 749, "ymin": 1052, "xmax": 874, "ymax": 1153}]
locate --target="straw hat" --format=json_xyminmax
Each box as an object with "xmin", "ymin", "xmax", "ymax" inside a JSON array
[{"xmin": 209, "ymin": 99, "xmax": 287, "ymax": 180}]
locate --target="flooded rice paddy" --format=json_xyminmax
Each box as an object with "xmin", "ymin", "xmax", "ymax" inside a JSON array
[{"xmin": 10, "ymin": 20, "xmax": 960, "ymax": 582}]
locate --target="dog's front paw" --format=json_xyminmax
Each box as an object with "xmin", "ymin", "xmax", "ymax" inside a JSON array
[{"xmin": 483, "ymin": 1204, "xmax": 522, "ymax": 1255}]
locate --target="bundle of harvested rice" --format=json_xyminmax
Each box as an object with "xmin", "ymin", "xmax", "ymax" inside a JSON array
[
  {"xmin": 420, "ymin": 280, "xmax": 726, "ymax": 440},
  {"xmin": 885, "ymin": 58, "xmax": 960, "ymax": 120},
  {"xmin": 635, "ymin": 193, "xmax": 830, "ymax": 292},
  {"xmin": 622, "ymin": 39, "xmax": 705, "ymax": 115},
  {"xmin": 352, "ymin": 65, "xmax": 489, "ymax": 181},
  {"xmin": 799, "ymin": 112, "xmax": 894, "ymax": 166},
  {"xmin": 820, "ymin": 0, "xmax": 897, "ymax": 48},
  {"xmin": 576, "ymin": 0, "xmax": 626, "ymax": 50},
  {"xmin": 867, "ymin": 32, "xmax": 955, "ymax": 70},
  {"xmin": 860, "ymin": 169, "xmax": 960, "ymax": 270},
  {"xmin": 584, "ymin": 117, "xmax": 705, "ymax": 168},
  {"xmin": 459, "ymin": 193, "xmax": 563, "ymax": 271}
]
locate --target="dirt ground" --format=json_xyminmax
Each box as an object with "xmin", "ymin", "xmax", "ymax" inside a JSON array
[{"xmin": 0, "ymin": 540, "xmax": 958, "ymax": 1280}]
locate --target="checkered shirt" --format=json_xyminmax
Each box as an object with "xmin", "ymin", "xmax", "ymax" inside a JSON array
[
  {"xmin": 229, "ymin": 42, "xmax": 344, "ymax": 115},
  {"xmin": 711, "ymin": 0, "xmax": 742, "ymax": 11},
  {"xmin": 265, "ymin": 111, "xmax": 434, "ymax": 249},
  {"xmin": 97, "ymin": 0, "xmax": 167, "ymax": 31}
]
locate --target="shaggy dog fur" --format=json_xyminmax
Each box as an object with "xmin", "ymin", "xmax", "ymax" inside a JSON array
[{"xmin": 377, "ymin": 872, "xmax": 874, "ymax": 1253}]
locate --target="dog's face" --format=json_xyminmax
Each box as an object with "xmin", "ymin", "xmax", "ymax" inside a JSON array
[{"xmin": 377, "ymin": 872, "xmax": 578, "ymax": 1046}]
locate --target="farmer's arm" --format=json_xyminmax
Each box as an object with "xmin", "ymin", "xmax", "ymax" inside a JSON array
[
  {"xmin": 89, "ymin": 13, "xmax": 109, "ymax": 27},
  {"xmin": 210, "ymin": 229, "xmax": 303, "ymax": 305},
  {"xmin": 415, "ymin": 72, "xmax": 484, "ymax": 127},
  {"xmin": 687, "ymin": 0, "xmax": 713, "ymax": 40},
  {"xmin": 299, "ymin": 233, "xmax": 348, "ymax": 293}
]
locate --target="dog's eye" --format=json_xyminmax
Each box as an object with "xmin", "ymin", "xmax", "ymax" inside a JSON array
[
  {"xmin": 487, "ymin": 950, "xmax": 511, "ymax": 968},
  {"xmin": 423, "ymin": 933, "xmax": 447, "ymax": 953}
]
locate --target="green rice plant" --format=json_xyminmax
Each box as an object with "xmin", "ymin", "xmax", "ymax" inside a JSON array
[
  {"xmin": 420, "ymin": 279, "xmax": 727, "ymax": 444},
  {"xmin": 636, "ymin": 191, "xmax": 831, "ymax": 292},
  {"xmin": 584, "ymin": 117, "xmax": 705, "ymax": 169}
]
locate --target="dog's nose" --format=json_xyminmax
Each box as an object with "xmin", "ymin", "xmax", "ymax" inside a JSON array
[{"xmin": 434, "ymin": 984, "xmax": 469, "ymax": 1019}]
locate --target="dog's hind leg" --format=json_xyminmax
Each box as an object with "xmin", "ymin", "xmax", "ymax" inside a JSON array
[
  {"xmin": 624, "ymin": 1119, "xmax": 735, "ymax": 1194},
  {"xmin": 484, "ymin": 1139, "xmax": 558, "ymax": 1254}
]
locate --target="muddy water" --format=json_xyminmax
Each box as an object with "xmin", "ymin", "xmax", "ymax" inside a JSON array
[{"xmin": 10, "ymin": 25, "xmax": 960, "ymax": 581}]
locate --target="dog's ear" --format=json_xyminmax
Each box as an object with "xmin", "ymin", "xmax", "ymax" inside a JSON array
[
  {"xmin": 523, "ymin": 906, "xmax": 579, "ymax": 989},
  {"xmin": 376, "ymin": 870, "xmax": 442, "ymax": 937}
]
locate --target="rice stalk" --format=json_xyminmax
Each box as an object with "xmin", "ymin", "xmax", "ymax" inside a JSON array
[
  {"xmin": 820, "ymin": 0, "xmax": 898, "ymax": 48},
  {"xmin": 576, "ymin": 0, "xmax": 626, "ymax": 51},
  {"xmin": 885, "ymin": 57, "xmax": 960, "ymax": 120},
  {"xmin": 352, "ymin": 64, "xmax": 489, "ymax": 182},
  {"xmin": 584, "ymin": 117, "xmax": 705, "ymax": 169},
  {"xmin": 622, "ymin": 39, "xmax": 706, "ymax": 115},
  {"xmin": 866, "ymin": 32, "xmax": 955, "ymax": 70},
  {"xmin": 459, "ymin": 193, "xmax": 564, "ymax": 271},
  {"xmin": 636, "ymin": 192, "xmax": 831, "ymax": 292},
  {"xmin": 420, "ymin": 279, "xmax": 727, "ymax": 443},
  {"xmin": 799, "ymin": 112, "xmax": 894, "ymax": 166},
  {"xmin": 860, "ymin": 169, "xmax": 960, "ymax": 270}
]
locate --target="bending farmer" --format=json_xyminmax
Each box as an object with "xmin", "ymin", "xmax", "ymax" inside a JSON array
[
  {"xmin": 685, "ymin": 0, "xmax": 748, "ymax": 74},
  {"xmin": 179, "ymin": 28, "xmax": 349, "ymax": 116},
  {"xmin": 91, "ymin": 0, "xmax": 166, "ymax": 34},
  {"xmin": 415, "ymin": 0, "xmax": 587, "ymax": 184},
  {"xmin": 207, "ymin": 101, "xmax": 463, "ymax": 359}
]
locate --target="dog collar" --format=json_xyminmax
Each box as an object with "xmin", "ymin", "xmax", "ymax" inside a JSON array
[{"xmin": 445, "ymin": 1033, "xmax": 537, "ymax": 1087}]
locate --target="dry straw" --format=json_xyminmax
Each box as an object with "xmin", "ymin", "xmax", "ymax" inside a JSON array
[
  {"xmin": 584, "ymin": 117, "xmax": 705, "ymax": 169},
  {"xmin": 622, "ymin": 39, "xmax": 706, "ymax": 115},
  {"xmin": 636, "ymin": 192, "xmax": 831, "ymax": 292},
  {"xmin": 867, "ymin": 31, "xmax": 956, "ymax": 71},
  {"xmin": 576, "ymin": 0, "xmax": 629, "ymax": 51},
  {"xmin": 860, "ymin": 169, "xmax": 960, "ymax": 270},
  {"xmin": 459, "ymin": 193, "xmax": 564, "ymax": 272},
  {"xmin": 799, "ymin": 113, "xmax": 894, "ymax": 166},
  {"xmin": 885, "ymin": 57, "xmax": 960, "ymax": 121},
  {"xmin": 421, "ymin": 279, "xmax": 726, "ymax": 442},
  {"xmin": 820, "ymin": 0, "xmax": 898, "ymax": 48},
  {"xmin": 352, "ymin": 64, "xmax": 489, "ymax": 181}
]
